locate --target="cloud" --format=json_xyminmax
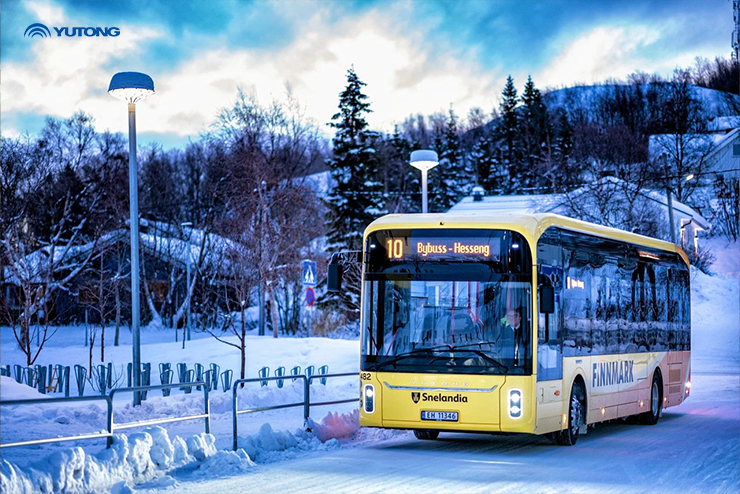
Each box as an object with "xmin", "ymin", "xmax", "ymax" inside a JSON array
[
  {"xmin": 534, "ymin": 21, "xmax": 729, "ymax": 89},
  {"xmin": 2, "ymin": 2, "xmax": 504, "ymax": 139},
  {"xmin": 535, "ymin": 25, "xmax": 663, "ymax": 87}
]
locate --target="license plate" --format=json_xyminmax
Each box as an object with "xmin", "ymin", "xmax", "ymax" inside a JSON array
[{"xmin": 421, "ymin": 411, "xmax": 458, "ymax": 422}]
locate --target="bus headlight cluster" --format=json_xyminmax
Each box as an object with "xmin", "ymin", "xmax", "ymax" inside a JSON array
[
  {"xmin": 508, "ymin": 389, "xmax": 522, "ymax": 419},
  {"xmin": 363, "ymin": 384, "xmax": 375, "ymax": 414}
]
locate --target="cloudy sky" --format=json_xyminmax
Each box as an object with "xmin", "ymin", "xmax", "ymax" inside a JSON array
[{"xmin": 1, "ymin": 0, "xmax": 734, "ymax": 148}]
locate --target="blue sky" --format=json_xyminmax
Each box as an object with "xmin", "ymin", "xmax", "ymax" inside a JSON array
[{"xmin": 1, "ymin": 0, "xmax": 734, "ymax": 148}]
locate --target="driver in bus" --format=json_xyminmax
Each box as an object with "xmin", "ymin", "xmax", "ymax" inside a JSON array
[{"xmin": 494, "ymin": 307, "xmax": 526, "ymax": 360}]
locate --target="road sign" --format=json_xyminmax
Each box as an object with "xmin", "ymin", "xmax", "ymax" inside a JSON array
[
  {"xmin": 302, "ymin": 260, "xmax": 317, "ymax": 286},
  {"xmin": 306, "ymin": 287, "xmax": 316, "ymax": 306}
]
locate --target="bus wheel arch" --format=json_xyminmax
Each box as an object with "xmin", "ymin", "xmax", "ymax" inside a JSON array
[
  {"xmin": 553, "ymin": 376, "xmax": 586, "ymax": 446},
  {"xmin": 639, "ymin": 370, "xmax": 663, "ymax": 425}
]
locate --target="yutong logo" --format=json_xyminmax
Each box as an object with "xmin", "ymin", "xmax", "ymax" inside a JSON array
[
  {"xmin": 24, "ymin": 23, "xmax": 51, "ymax": 38},
  {"xmin": 412, "ymin": 392, "xmax": 468, "ymax": 403},
  {"xmin": 25, "ymin": 22, "xmax": 120, "ymax": 38}
]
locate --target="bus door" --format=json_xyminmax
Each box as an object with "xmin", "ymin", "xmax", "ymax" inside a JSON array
[{"xmin": 536, "ymin": 235, "xmax": 564, "ymax": 433}]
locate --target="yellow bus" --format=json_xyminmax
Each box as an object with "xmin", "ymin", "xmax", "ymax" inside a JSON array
[{"xmin": 340, "ymin": 212, "xmax": 691, "ymax": 445}]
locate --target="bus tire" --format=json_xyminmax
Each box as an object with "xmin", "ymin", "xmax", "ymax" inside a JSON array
[
  {"xmin": 413, "ymin": 429, "xmax": 440, "ymax": 440},
  {"xmin": 555, "ymin": 381, "xmax": 585, "ymax": 446},
  {"xmin": 639, "ymin": 373, "xmax": 663, "ymax": 425}
]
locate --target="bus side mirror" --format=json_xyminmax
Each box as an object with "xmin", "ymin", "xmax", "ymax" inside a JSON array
[
  {"xmin": 539, "ymin": 285, "xmax": 555, "ymax": 314},
  {"xmin": 327, "ymin": 263, "xmax": 343, "ymax": 293}
]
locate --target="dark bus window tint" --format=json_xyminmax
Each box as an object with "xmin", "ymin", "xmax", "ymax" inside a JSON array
[
  {"xmin": 680, "ymin": 268, "xmax": 691, "ymax": 351},
  {"xmin": 601, "ymin": 262, "xmax": 620, "ymax": 356},
  {"xmin": 619, "ymin": 257, "xmax": 636, "ymax": 354},
  {"xmin": 655, "ymin": 265, "xmax": 670, "ymax": 351},
  {"xmin": 667, "ymin": 267, "xmax": 677, "ymax": 350},
  {"xmin": 644, "ymin": 264, "xmax": 661, "ymax": 352},
  {"xmin": 591, "ymin": 260, "xmax": 608, "ymax": 356},
  {"xmin": 563, "ymin": 248, "xmax": 592, "ymax": 357},
  {"xmin": 629, "ymin": 262, "xmax": 648, "ymax": 352}
]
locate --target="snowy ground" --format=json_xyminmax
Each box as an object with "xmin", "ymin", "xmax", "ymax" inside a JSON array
[{"xmin": 1, "ymin": 238, "xmax": 738, "ymax": 493}]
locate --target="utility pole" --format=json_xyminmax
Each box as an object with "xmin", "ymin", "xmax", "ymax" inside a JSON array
[{"xmin": 663, "ymin": 154, "xmax": 677, "ymax": 245}]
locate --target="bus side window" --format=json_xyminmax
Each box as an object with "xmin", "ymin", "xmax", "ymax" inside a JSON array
[{"xmin": 536, "ymin": 229, "xmax": 563, "ymax": 382}]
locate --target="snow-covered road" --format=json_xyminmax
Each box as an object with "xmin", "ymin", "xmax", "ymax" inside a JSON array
[{"xmin": 142, "ymin": 371, "xmax": 738, "ymax": 494}]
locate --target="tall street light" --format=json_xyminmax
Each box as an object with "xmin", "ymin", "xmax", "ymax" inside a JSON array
[
  {"xmin": 409, "ymin": 150, "xmax": 439, "ymax": 213},
  {"xmin": 181, "ymin": 221, "xmax": 193, "ymax": 348},
  {"xmin": 660, "ymin": 153, "xmax": 677, "ymax": 245},
  {"xmin": 108, "ymin": 71, "xmax": 154, "ymax": 406}
]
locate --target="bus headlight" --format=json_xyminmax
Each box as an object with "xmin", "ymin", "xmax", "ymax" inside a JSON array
[
  {"xmin": 364, "ymin": 384, "xmax": 375, "ymax": 414},
  {"xmin": 508, "ymin": 389, "xmax": 522, "ymax": 419}
]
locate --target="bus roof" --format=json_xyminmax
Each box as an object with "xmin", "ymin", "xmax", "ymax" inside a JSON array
[{"xmin": 364, "ymin": 212, "xmax": 689, "ymax": 267}]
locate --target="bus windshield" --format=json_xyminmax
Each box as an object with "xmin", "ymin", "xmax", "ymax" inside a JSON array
[{"xmin": 361, "ymin": 229, "xmax": 533, "ymax": 375}]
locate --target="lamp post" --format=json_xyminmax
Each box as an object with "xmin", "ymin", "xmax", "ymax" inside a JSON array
[
  {"xmin": 409, "ymin": 150, "xmax": 439, "ymax": 213},
  {"xmin": 181, "ymin": 222, "xmax": 193, "ymax": 347},
  {"xmin": 108, "ymin": 71, "xmax": 154, "ymax": 406},
  {"xmin": 660, "ymin": 154, "xmax": 677, "ymax": 245}
]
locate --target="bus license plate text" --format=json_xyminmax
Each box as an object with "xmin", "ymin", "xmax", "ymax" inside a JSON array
[{"xmin": 421, "ymin": 411, "xmax": 458, "ymax": 422}]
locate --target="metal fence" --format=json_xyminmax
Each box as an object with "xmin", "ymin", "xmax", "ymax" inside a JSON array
[
  {"xmin": 232, "ymin": 372, "xmax": 357, "ymax": 450},
  {"xmin": 1, "ymin": 370, "xmax": 358, "ymax": 452},
  {"xmin": 0, "ymin": 378, "xmax": 212, "ymax": 450},
  {"xmin": 0, "ymin": 395, "xmax": 113, "ymax": 449}
]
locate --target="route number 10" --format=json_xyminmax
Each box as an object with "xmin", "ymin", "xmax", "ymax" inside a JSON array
[{"xmin": 386, "ymin": 239, "xmax": 403, "ymax": 259}]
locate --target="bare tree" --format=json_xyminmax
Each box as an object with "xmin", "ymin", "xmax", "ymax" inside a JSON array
[
  {"xmin": 2, "ymin": 194, "xmax": 98, "ymax": 365},
  {"xmin": 651, "ymin": 70, "xmax": 714, "ymax": 205}
]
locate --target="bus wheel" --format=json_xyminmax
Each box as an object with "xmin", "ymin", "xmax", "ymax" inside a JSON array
[
  {"xmin": 556, "ymin": 382, "xmax": 585, "ymax": 446},
  {"xmin": 639, "ymin": 374, "xmax": 662, "ymax": 425},
  {"xmin": 413, "ymin": 429, "xmax": 440, "ymax": 440}
]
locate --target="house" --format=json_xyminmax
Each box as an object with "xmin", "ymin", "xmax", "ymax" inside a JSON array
[{"xmin": 648, "ymin": 127, "xmax": 739, "ymax": 182}]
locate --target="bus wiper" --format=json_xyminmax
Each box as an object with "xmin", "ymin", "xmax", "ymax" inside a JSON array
[
  {"xmin": 450, "ymin": 349, "xmax": 509, "ymax": 372},
  {"xmin": 370, "ymin": 345, "xmax": 462, "ymax": 370},
  {"xmin": 370, "ymin": 347, "xmax": 442, "ymax": 370}
]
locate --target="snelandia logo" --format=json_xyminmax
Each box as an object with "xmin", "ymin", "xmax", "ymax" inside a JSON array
[
  {"xmin": 24, "ymin": 23, "xmax": 51, "ymax": 38},
  {"xmin": 24, "ymin": 22, "xmax": 120, "ymax": 38}
]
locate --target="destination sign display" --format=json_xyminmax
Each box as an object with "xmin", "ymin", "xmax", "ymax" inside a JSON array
[{"xmin": 383, "ymin": 236, "xmax": 500, "ymax": 260}]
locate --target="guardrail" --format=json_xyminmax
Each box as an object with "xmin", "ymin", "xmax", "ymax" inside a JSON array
[
  {"xmin": 232, "ymin": 372, "xmax": 357, "ymax": 450},
  {"xmin": 2, "ymin": 370, "xmax": 357, "ymax": 453},
  {"xmin": 0, "ymin": 395, "xmax": 113, "ymax": 449},
  {"xmin": 0, "ymin": 376, "xmax": 212, "ymax": 450},
  {"xmin": 108, "ymin": 377, "xmax": 211, "ymax": 447}
]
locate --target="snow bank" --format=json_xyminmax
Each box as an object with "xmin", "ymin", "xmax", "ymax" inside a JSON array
[
  {"xmin": 691, "ymin": 238, "xmax": 739, "ymax": 375},
  {"xmin": 0, "ymin": 410, "xmax": 359, "ymax": 493},
  {"xmin": 239, "ymin": 409, "xmax": 359, "ymax": 462},
  {"xmin": 0, "ymin": 426, "xmax": 253, "ymax": 494},
  {"xmin": 0, "ymin": 376, "xmax": 48, "ymax": 401}
]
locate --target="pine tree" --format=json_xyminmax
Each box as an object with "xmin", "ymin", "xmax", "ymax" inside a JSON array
[
  {"xmin": 325, "ymin": 67, "xmax": 382, "ymax": 253},
  {"xmin": 521, "ymin": 75, "xmax": 551, "ymax": 191},
  {"xmin": 552, "ymin": 109, "xmax": 575, "ymax": 191},
  {"xmin": 497, "ymin": 75, "xmax": 520, "ymax": 193},
  {"xmin": 431, "ymin": 108, "xmax": 466, "ymax": 211},
  {"xmin": 323, "ymin": 67, "xmax": 382, "ymax": 314},
  {"xmin": 471, "ymin": 132, "xmax": 496, "ymax": 192}
]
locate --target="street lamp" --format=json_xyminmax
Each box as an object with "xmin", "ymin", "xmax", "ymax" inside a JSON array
[
  {"xmin": 108, "ymin": 71, "xmax": 154, "ymax": 406},
  {"xmin": 659, "ymin": 153, "xmax": 677, "ymax": 245},
  {"xmin": 181, "ymin": 221, "xmax": 193, "ymax": 347},
  {"xmin": 410, "ymin": 150, "xmax": 439, "ymax": 213}
]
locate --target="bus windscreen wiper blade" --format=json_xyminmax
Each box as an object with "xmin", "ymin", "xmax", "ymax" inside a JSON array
[
  {"xmin": 450, "ymin": 349, "xmax": 509, "ymax": 372},
  {"xmin": 370, "ymin": 347, "xmax": 441, "ymax": 370},
  {"xmin": 370, "ymin": 345, "xmax": 459, "ymax": 370}
]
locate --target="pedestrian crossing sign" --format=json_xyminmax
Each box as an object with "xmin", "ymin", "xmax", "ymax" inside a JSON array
[{"xmin": 302, "ymin": 260, "xmax": 317, "ymax": 287}]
